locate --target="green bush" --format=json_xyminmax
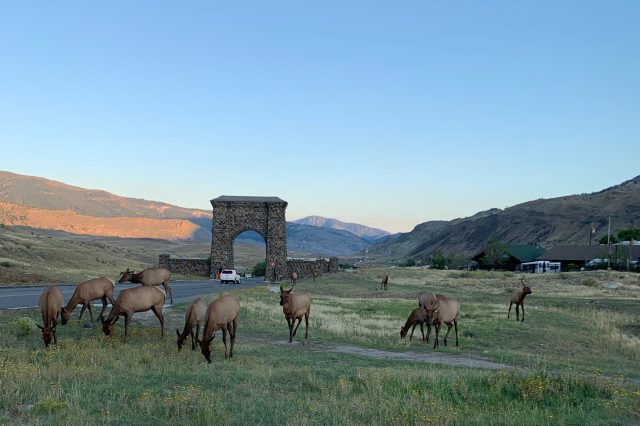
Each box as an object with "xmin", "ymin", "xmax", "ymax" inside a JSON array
[
  {"xmin": 0, "ymin": 261, "xmax": 12, "ymax": 268},
  {"xmin": 252, "ymin": 261, "xmax": 266, "ymax": 277}
]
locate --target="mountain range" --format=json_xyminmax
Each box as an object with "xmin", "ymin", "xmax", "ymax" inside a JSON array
[
  {"xmin": 0, "ymin": 171, "xmax": 373, "ymax": 256},
  {"xmin": 367, "ymin": 175, "xmax": 640, "ymax": 261},
  {"xmin": 2, "ymin": 170, "xmax": 639, "ymax": 261}
]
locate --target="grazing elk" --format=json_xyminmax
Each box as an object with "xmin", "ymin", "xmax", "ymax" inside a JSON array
[
  {"xmin": 415, "ymin": 291, "xmax": 438, "ymax": 341},
  {"xmin": 100, "ymin": 286, "xmax": 165, "ymax": 340},
  {"xmin": 508, "ymin": 277, "xmax": 532, "ymax": 322},
  {"xmin": 119, "ymin": 267, "xmax": 173, "ymax": 304},
  {"xmin": 289, "ymin": 271, "xmax": 298, "ymax": 286},
  {"xmin": 380, "ymin": 274, "xmax": 389, "ymax": 291},
  {"xmin": 279, "ymin": 286, "xmax": 311, "ymax": 343},
  {"xmin": 61, "ymin": 277, "xmax": 115, "ymax": 324},
  {"xmin": 37, "ymin": 286, "xmax": 63, "ymax": 347},
  {"xmin": 400, "ymin": 306, "xmax": 429, "ymax": 341},
  {"xmin": 196, "ymin": 295, "xmax": 240, "ymax": 363},
  {"xmin": 176, "ymin": 297, "xmax": 207, "ymax": 351},
  {"xmin": 424, "ymin": 294, "xmax": 460, "ymax": 349}
]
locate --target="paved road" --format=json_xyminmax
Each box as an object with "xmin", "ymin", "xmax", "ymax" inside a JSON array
[{"xmin": 0, "ymin": 277, "xmax": 271, "ymax": 310}]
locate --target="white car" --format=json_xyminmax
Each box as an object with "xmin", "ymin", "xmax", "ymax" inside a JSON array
[{"xmin": 220, "ymin": 269, "xmax": 241, "ymax": 284}]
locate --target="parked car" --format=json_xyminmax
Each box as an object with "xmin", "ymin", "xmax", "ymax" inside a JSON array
[{"xmin": 220, "ymin": 269, "xmax": 241, "ymax": 284}]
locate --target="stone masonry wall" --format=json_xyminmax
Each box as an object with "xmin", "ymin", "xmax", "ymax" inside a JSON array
[
  {"xmin": 286, "ymin": 257, "xmax": 339, "ymax": 279},
  {"xmin": 159, "ymin": 254, "xmax": 210, "ymax": 277}
]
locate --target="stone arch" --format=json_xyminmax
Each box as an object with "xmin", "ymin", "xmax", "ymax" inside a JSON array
[{"xmin": 210, "ymin": 196, "xmax": 287, "ymax": 280}]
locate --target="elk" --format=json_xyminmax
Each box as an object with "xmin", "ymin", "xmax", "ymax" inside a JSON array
[
  {"xmin": 279, "ymin": 286, "xmax": 311, "ymax": 343},
  {"xmin": 400, "ymin": 306, "xmax": 429, "ymax": 341},
  {"xmin": 415, "ymin": 291, "xmax": 437, "ymax": 341},
  {"xmin": 99, "ymin": 286, "xmax": 165, "ymax": 340},
  {"xmin": 196, "ymin": 295, "xmax": 240, "ymax": 363},
  {"xmin": 380, "ymin": 274, "xmax": 389, "ymax": 290},
  {"xmin": 119, "ymin": 267, "xmax": 173, "ymax": 304},
  {"xmin": 424, "ymin": 294, "xmax": 460, "ymax": 349},
  {"xmin": 289, "ymin": 271, "xmax": 298, "ymax": 286},
  {"xmin": 37, "ymin": 286, "xmax": 63, "ymax": 347},
  {"xmin": 61, "ymin": 277, "xmax": 115, "ymax": 324},
  {"xmin": 508, "ymin": 277, "xmax": 532, "ymax": 322},
  {"xmin": 176, "ymin": 297, "xmax": 207, "ymax": 351}
]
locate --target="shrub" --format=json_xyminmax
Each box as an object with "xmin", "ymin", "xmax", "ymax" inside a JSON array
[
  {"xmin": 0, "ymin": 261, "xmax": 12, "ymax": 268},
  {"xmin": 252, "ymin": 261, "xmax": 266, "ymax": 277}
]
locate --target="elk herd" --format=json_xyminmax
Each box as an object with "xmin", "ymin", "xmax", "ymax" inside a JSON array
[{"xmin": 33, "ymin": 267, "xmax": 532, "ymax": 363}]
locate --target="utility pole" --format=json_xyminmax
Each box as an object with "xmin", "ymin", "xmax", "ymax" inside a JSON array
[{"xmin": 607, "ymin": 216, "xmax": 611, "ymax": 270}]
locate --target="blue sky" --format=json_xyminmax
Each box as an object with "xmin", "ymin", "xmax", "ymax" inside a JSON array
[{"xmin": 1, "ymin": 1, "xmax": 638, "ymax": 233}]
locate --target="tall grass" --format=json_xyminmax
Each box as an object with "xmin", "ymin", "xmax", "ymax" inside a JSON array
[{"xmin": 0, "ymin": 268, "xmax": 639, "ymax": 424}]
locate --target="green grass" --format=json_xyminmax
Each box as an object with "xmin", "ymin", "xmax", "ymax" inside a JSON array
[{"xmin": 0, "ymin": 268, "xmax": 639, "ymax": 424}]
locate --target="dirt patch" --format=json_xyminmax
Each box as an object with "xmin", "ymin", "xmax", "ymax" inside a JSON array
[{"xmin": 270, "ymin": 339, "xmax": 511, "ymax": 370}]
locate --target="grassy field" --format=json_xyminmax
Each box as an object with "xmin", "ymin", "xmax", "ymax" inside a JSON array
[
  {"xmin": 0, "ymin": 267, "xmax": 639, "ymax": 425},
  {"xmin": 0, "ymin": 226, "xmax": 279, "ymax": 283}
]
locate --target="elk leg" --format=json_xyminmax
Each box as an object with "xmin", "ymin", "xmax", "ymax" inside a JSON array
[
  {"xmin": 78, "ymin": 304, "xmax": 87, "ymax": 321},
  {"xmin": 86, "ymin": 303, "xmax": 94, "ymax": 322},
  {"xmin": 521, "ymin": 305, "xmax": 525, "ymax": 322},
  {"xmin": 420, "ymin": 322, "xmax": 425, "ymax": 341},
  {"xmin": 443, "ymin": 323, "xmax": 452, "ymax": 346},
  {"xmin": 192, "ymin": 324, "xmax": 201, "ymax": 350},
  {"xmin": 124, "ymin": 314, "xmax": 132, "ymax": 340},
  {"xmin": 164, "ymin": 282, "xmax": 173, "ymax": 305},
  {"xmin": 409, "ymin": 324, "xmax": 416, "ymax": 341},
  {"xmin": 508, "ymin": 302, "xmax": 512, "ymax": 319},
  {"xmin": 426, "ymin": 323, "xmax": 431, "ymax": 343},
  {"xmin": 454, "ymin": 319, "xmax": 459, "ymax": 347},
  {"xmin": 227, "ymin": 322, "xmax": 235, "ymax": 358},
  {"xmin": 304, "ymin": 313, "xmax": 309, "ymax": 339},
  {"xmin": 433, "ymin": 322, "xmax": 440, "ymax": 349},
  {"xmin": 515, "ymin": 305, "xmax": 520, "ymax": 321},
  {"xmin": 292, "ymin": 317, "xmax": 302, "ymax": 337},
  {"xmin": 151, "ymin": 306, "xmax": 164, "ymax": 338},
  {"xmin": 98, "ymin": 296, "xmax": 109, "ymax": 319},
  {"xmin": 222, "ymin": 326, "xmax": 228, "ymax": 358},
  {"xmin": 286, "ymin": 317, "xmax": 293, "ymax": 342}
]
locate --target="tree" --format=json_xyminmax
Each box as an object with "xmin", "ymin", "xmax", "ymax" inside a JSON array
[
  {"xmin": 480, "ymin": 240, "xmax": 509, "ymax": 266},
  {"xmin": 617, "ymin": 228, "xmax": 640, "ymax": 242},
  {"xmin": 598, "ymin": 235, "xmax": 618, "ymax": 245},
  {"xmin": 252, "ymin": 261, "xmax": 266, "ymax": 277}
]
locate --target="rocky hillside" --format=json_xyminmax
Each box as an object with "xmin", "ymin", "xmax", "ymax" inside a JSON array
[
  {"xmin": 292, "ymin": 215, "xmax": 390, "ymax": 242},
  {"xmin": 0, "ymin": 171, "xmax": 371, "ymax": 255},
  {"xmin": 367, "ymin": 176, "xmax": 640, "ymax": 261}
]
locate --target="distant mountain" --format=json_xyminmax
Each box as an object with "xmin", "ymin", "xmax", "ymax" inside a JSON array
[
  {"xmin": 0, "ymin": 171, "xmax": 369, "ymax": 255},
  {"xmin": 367, "ymin": 176, "xmax": 640, "ymax": 261},
  {"xmin": 292, "ymin": 215, "xmax": 390, "ymax": 242}
]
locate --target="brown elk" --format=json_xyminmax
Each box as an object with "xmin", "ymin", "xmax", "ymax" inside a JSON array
[
  {"xmin": 380, "ymin": 274, "xmax": 389, "ymax": 290},
  {"xmin": 119, "ymin": 267, "xmax": 173, "ymax": 304},
  {"xmin": 176, "ymin": 297, "xmax": 207, "ymax": 351},
  {"xmin": 508, "ymin": 277, "xmax": 532, "ymax": 322},
  {"xmin": 37, "ymin": 286, "xmax": 63, "ymax": 347},
  {"xmin": 289, "ymin": 271, "xmax": 298, "ymax": 286},
  {"xmin": 99, "ymin": 286, "xmax": 165, "ymax": 340},
  {"xmin": 424, "ymin": 294, "xmax": 460, "ymax": 349},
  {"xmin": 196, "ymin": 295, "xmax": 240, "ymax": 363},
  {"xmin": 279, "ymin": 286, "xmax": 311, "ymax": 343},
  {"xmin": 415, "ymin": 291, "xmax": 437, "ymax": 341},
  {"xmin": 61, "ymin": 277, "xmax": 115, "ymax": 324},
  {"xmin": 400, "ymin": 306, "xmax": 429, "ymax": 341}
]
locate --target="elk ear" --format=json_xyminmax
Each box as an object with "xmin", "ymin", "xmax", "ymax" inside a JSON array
[
  {"xmin": 36, "ymin": 324, "xmax": 44, "ymax": 330},
  {"xmin": 279, "ymin": 286, "xmax": 284, "ymax": 291}
]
